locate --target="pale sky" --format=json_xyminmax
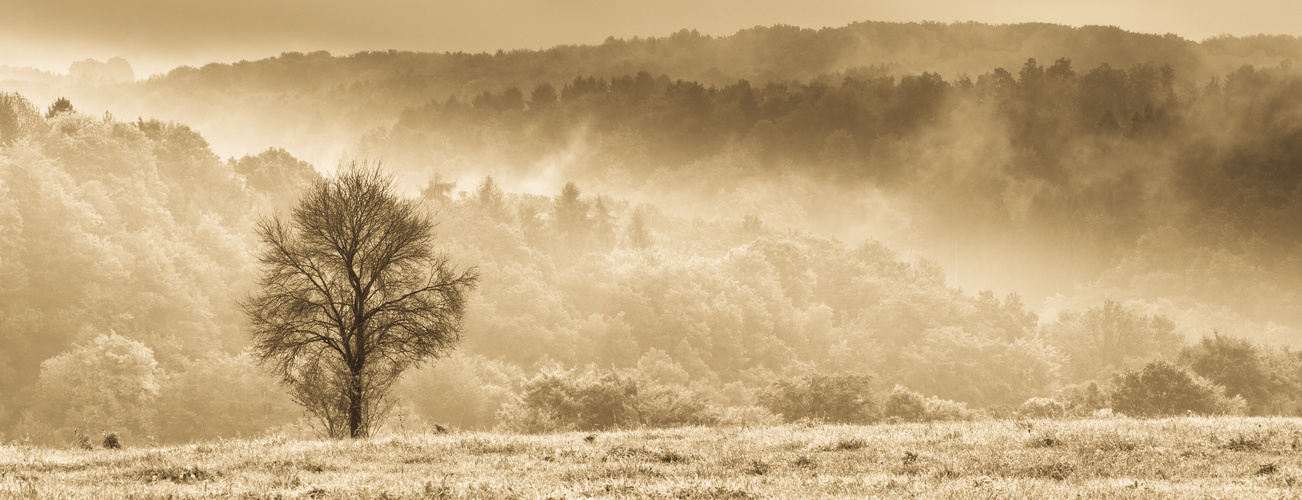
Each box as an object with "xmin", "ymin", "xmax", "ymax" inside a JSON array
[{"xmin": 1, "ymin": 0, "xmax": 1299, "ymax": 77}]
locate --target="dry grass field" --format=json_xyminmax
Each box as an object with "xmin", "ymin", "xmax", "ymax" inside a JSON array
[{"xmin": 4, "ymin": 417, "xmax": 1302, "ymax": 499}]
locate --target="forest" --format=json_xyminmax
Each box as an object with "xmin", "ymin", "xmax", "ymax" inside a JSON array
[{"xmin": 2, "ymin": 20, "xmax": 1302, "ymax": 444}]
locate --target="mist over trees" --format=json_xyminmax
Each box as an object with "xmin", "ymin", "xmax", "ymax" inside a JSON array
[
  {"xmin": 359, "ymin": 57, "xmax": 1302, "ymax": 346},
  {"xmin": 2, "ymin": 21, "xmax": 1302, "ymax": 442}
]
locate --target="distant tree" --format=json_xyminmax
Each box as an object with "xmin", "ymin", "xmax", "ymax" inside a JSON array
[
  {"xmin": 154, "ymin": 352, "xmax": 298, "ymax": 442},
  {"xmin": 1044, "ymin": 300, "xmax": 1182, "ymax": 381},
  {"xmin": 45, "ymin": 97, "xmax": 73, "ymax": 119},
  {"xmin": 881, "ymin": 385, "xmax": 927, "ymax": 421},
  {"xmin": 626, "ymin": 205, "xmax": 653, "ymax": 249},
  {"xmin": 499, "ymin": 87, "xmax": 525, "ymax": 112},
  {"xmin": 758, "ymin": 372, "xmax": 877, "ymax": 423},
  {"xmin": 0, "ymin": 92, "xmax": 42, "ymax": 146},
  {"xmin": 498, "ymin": 366, "xmax": 639, "ymax": 432},
  {"xmin": 819, "ymin": 129, "xmax": 859, "ymax": 169},
  {"xmin": 420, "ymin": 173, "xmax": 456, "ymax": 204},
  {"xmin": 474, "ymin": 176, "xmax": 507, "ymax": 220},
  {"xmin": 554, "ymin": 182, "xmax": 588, "ymax": 238},
  {"xmin": 591, "ymin": 195, "xmax": 614, "ymax": 250},
  {"xmin": 972, "ymin": 291, "xmax": 1038, "ymax": 341},
  {"xmin": 243, "ymin": 163, "xmax": 478, "ymax": 438},
  {"xmin": 1054, "ymin": 381, "xmax": 1110, "ymax": 416},
  {"xmin": 398, "ymin": 352, "xmax": 518, "ymax": 430},
  {"xmin": 1179, "ymin": 333, "xmax": 1274, "ymax": 414},
  {"xmin": 1111, "ymin": 360, "xmax": 1244, "ymax": 417},
  {"xmin": 528, "ymin": 83, "xmax": 558, "ymax": 110},
  {"xmin": 517, "ymin": 202, "xmax": 544, "ymax": 242},
  {"xmin": 24, "ymin": 333, "xmax": 160, "ymax": 444},
  {"xmin": 232, "ymin": 147, "xmax": 321, "ymax": 208}
]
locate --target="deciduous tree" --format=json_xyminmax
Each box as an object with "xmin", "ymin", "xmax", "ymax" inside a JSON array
[{"xmin": 244, "ymin": 163, "xmax": 478, "ymax": 438}]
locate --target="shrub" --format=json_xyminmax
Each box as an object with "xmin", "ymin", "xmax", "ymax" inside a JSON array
[
  {"xmin": 102, "ymin": 432, "xmax": 120, "ymax": 449},
  {"xmin": 881, "ymin": 386, "xmax": 926, "ymax": 421},
  {"xmin": 155, "ymin": 352, "xmax": 299, "ymax": 442},
  {"xmin": 759, "ymin": 372, "xmax": 876, "ymax": 424},
  {"xmin": 880, "ymin": 385, "xmax": 972, "ymax": 422},
  {"xmin": 496, "ymin": 365, "xmax": 718, "ymax": 432},
  {"xmin": 1019, "ymin": 397, "xmax": 1067, "ymax": 419},
  {"xmin": 1055, "ymin": 381, "xmax": 1111, "ymax": 416},
  {"xmin": 398, "ymin": 352, "xmax": 519, "ymax": 430},
  {"xmin": 923, "ymin": 396, "xmax": 973, "ymax": 421},
  {"xmin": 72, "ymin": 429, "xmax": 93, "ymax": 450},
  {"xmin": 635, "ymin": 383, "xmax": 719, "ymax": 427},
  {"xmin": 1179, "ymin": 333, "xmax": 1282, "ymax": 415},
  {"xmin": 22, "ymin": 333, "xmax": 160, "ymax": 445},
  {"xmin": 1111, "ymin": 360, "xmax": 1246, "ymax": 417}
]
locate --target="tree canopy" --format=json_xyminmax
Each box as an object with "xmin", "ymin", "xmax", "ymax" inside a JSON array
[{"xmin": 243, "ymin": 164, "xmax": 478, "ymax": 437}]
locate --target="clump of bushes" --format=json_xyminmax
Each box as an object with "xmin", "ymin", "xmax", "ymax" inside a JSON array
[
  {"xmin": 1019, "ymin": 397, "xmax": 1067, "ymax": 418},
  {"xmin": 758, "ymin": 372, "xmax": 876, "ymax": 424},
  {"xmin": 72, "ymin": 429, "xmax": 93, "ymax": 450},
  {"xmin": 1179, "ymin": 333, "xmax": 1302, "ymax": 416},
  {"xmin": 880, "ymin": 386, "xmax": 973, "ymax": 422},
  {"xmin": 102, "ymin": 432, "xmax": 121, "ymax": 449},
  {"xmin": 1055, "ymin": 381, "xmax": 1111, "ymax": 416},
  {"xmin": 1111, "ymin": 360, "xmax": 1246, "ymax": 417},
  {"xmin": 495, "ymin": 365, "xmax": 719, "ymax": 432},
  {"xmin": 881, "ymin": 385, "xmax": 926, "ymax": 421}
]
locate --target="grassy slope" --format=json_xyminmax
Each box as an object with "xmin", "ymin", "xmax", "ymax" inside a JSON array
[{"xmin": 3, "ymin": 417, "xmax": 1301, "ymax": 499}]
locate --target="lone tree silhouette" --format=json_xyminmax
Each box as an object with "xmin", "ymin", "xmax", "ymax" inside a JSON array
[{"xmin": 244, "ymin": 163, "xmax": 478, "ymax": 438}]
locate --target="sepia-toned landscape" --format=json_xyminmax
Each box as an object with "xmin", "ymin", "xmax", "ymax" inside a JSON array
[{"xmin": 4, "ymin": 5, "xmax": 1302, "ymax": 497}]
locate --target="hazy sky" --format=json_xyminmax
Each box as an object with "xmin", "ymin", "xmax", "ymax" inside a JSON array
[{"xmin": 2, "ymin": 0, "xmax": 1300, "ymax": 77}]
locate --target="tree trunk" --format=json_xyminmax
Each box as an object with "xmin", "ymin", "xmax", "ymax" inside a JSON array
[{"xmin": 348, "ymin": 372, "xmax": 364, "ymax": 438}]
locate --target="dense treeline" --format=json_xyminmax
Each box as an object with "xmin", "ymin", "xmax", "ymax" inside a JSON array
[
  {"xmin": 363, "ymin": 58, "xmax": 1302, "ymax": 344},
  {"xmin": 6, "ymin": 21, "xmax": 1301, "ymax": 175}
]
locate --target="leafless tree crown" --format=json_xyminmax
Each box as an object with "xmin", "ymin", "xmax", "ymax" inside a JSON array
[{"xmin": 243, "ymin": 162, "xmax": 478, "ymax": 437}]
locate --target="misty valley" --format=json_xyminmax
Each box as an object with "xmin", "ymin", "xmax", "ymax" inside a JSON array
[{"xmin": 3, "ymin": 20, "xmax": 1302, "ymax": 498}]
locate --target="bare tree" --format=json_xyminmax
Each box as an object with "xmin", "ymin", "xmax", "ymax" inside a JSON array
[{"xmin": 243, "ymin": 163, "xmax": 478, "ymax": 438}]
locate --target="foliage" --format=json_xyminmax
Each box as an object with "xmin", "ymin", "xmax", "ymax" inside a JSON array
[
  {"xmin": 44, "ymin": 97, "xmax": 73, "ymax": 119},
  {"xmin": 496, "ymin": 364, "xmax": 718, "ymax": 432},
  {"xmin": 1054, "ymin": 381, "xmax": 1112, "ymax": 416},
  {"xmin": 497, "ymin": 366, "xmax": 640, "ymax": 432},
  {"xmin": 881, "ymin": 385, "xmax": 927, "ymax": 422},
  {"xmin": 154, "ymin": 352, "xmax": 299, "ymax": 442},
  {"xmin": 899, "ymin": 326, "xmax": 1060, "ymax": 407},
  {"xmin": 0, "ymin": 92, "xmax": 42, "ymax": 146},
  {"xmin": 1110, "ymin": 360, "xmax": 1246, "ymax": 417},
  {"xmin": 1019, "ymin": 397, "xmax": 1067, "ymax": 419},
  {"xmin": 880, "ymin": 385, "xmax": 974, "ymax": 422},
  {"xmin": 758, "ymin": 372, "xmax": 877, "ymax": 424},
  {"xmin": 21, "ymin": 333, "xmax": 160, "ymax": 445},
  {"xmin": 1043, "ymin": 300, "xmax": 1183, "ymax": 382},
  {"xmin": 1178, "ymin": 333, "xmax": 1298, "ymax": 416},
  {"xmin": 397, "ymin": 352, "xmax": 519, "ymax": 430},
  {"xmin": 231, "ymin": 147, "xmax": 322, "ymax": 209}
]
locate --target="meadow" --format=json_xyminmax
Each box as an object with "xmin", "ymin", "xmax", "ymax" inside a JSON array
[{"xmin": 3, "ymin": 417, "xmax": 1302, "ymax": 499}]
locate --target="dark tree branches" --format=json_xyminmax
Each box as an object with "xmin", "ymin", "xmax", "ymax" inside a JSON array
[{"xmin": 243, "ymin": 162, "xmax": 478, "ymax": 438}]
